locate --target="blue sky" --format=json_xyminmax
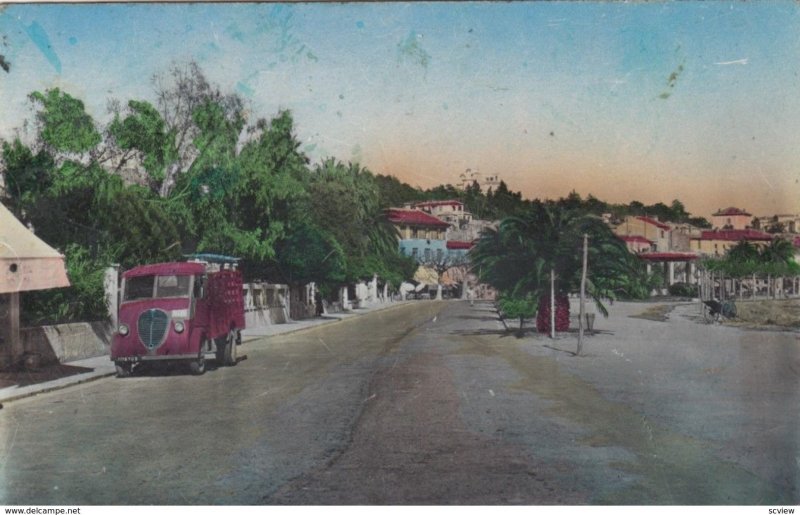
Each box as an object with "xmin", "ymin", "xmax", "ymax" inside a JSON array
[{"xmin": 1, "ymin": 2, "xmax": 799, "ymax": 218}]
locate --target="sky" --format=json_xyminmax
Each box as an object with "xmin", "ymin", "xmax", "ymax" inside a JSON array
[{"xmin": 1, "ymin": 2, "xmax": 799, "ymax": 220}]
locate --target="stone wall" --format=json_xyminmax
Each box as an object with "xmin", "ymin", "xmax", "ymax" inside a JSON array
[{"xmin": 20, "ymin": 322, "xmax": 112, "ymax": 365}]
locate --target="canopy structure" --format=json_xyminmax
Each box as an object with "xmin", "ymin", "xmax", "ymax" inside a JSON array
[
  {"xmin": 1, "ymin": 202, "xmax": 70, "ymax": 294},
  {"xmin": 1, "ymin": 202, "xmax": 70, "ymax": 367}
]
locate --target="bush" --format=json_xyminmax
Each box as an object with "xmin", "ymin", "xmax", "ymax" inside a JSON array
[
  {"xmin": 21, "ymin": 244, "xmax": 110, "ymax": 325},
  {"xmin": 668, "ymin": 282, "xmax": 699, "ymax": 298}
]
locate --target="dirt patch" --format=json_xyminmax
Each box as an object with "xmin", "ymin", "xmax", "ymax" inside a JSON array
[
  {"xmin": 0, "ymin": 363, "xmax": 93, "ymax": 388},
  {"xmin": 732, "ymin": 299, "xmax": 800, "ymax": 329},
  {"xmin": 629, "ymin": 304, "xmax": 674, "ymax": 322}
]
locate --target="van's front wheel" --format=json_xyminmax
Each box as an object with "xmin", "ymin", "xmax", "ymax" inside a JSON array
[
  {"xmin": 189, "ymin": 357, "xmax": 205, "ymax": 375},
  {"xmin": 115, "ymin": 362, "xmax": 131, "ymax": 378},
  {"xmin": 189, "ymin": 339, "xmax": 206, "ymax": 376}
]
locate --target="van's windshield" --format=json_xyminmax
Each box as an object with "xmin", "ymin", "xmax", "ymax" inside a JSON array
[{"xmin": 123, "ymin": 275, "xmax": 192, "ymax": 302}]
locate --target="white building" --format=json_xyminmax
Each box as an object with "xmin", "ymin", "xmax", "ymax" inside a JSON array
[{"xmin": 458, "ymin": 168, "xmax": 501, "ymax": 192}]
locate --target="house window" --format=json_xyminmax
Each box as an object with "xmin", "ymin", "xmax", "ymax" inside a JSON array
[
  {"xmin": 436, "ymin": 249, "xmax": 443, "ymax": 261},
  {"xmin": 424, "ymin": 248, "xmax": 431, "ymax": 260},
  {"xmin": 412, "ymin": 248, "xmax": 418, "ymax": 258}
]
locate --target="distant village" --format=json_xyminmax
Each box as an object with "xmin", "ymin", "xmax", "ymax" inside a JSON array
[{"xmin": 384, "ymin": 168, "xmax": 800, "ymax": 296}]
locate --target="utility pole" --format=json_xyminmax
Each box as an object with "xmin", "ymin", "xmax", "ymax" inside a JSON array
[
  {"xmin": 578, "ymin": 233, "xmax": 588, "ymax": 356},
  {"xmin": 550, "ymin": 268, "xmax": 555, "ymax": 339}
]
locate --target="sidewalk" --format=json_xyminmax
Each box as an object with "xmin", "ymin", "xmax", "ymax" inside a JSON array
[{"xmin": 0, "ymin": 299, "xmax": 413, "ymax": 405}]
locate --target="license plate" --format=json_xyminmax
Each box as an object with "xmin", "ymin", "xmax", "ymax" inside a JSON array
[{"xmin": 115, "ymin": 356, "xmax": 141, "ymax": 362}]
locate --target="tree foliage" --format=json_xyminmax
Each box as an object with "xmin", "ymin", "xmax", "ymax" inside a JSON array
[
  {"xmin": 704, "ymin": 238, "xmax": 799, "ymax": 279},
  {"xmin": 471, "ymin": 202, "xmax": 644, "ymax": 332},
  {"xmin": 29, "ymin": 89, "xmax": 102, "ymax": 155}
]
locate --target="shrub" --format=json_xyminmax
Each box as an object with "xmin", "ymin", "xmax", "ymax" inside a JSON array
[
  {"xmin": 668, "ymin": 282, "xmax": 699, "ymax": 298},
  {"xmin": 21, "ymin": 244, "xmax": 110, "ymax": 326}
]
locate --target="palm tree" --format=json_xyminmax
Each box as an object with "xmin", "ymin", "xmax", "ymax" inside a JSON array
[
  {"xmin": 470, "ymin": 201, "xmax": 632, "ymax": 333},
  {"xmin": 759, "ymin": 237, "xmax": 797, "ymax": 298},
  {"xmin": 760, "ymin": 237, "xmax": 795, "ymax": 265}
]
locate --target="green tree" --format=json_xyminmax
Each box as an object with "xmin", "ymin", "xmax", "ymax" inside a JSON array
[
  {"xmin": 108, "ymin": 99, "xmax": 178, "ymax": 191},
  {"xmin": 147, "ymin": 61, "xmax": 246, "ymax": 197},
  {"xmin": 497, "ymin": 292, "xmax": 538, "ymax": 336},
  {"xmin": 761, "ymin": 237, "xmax": 794, "ymax": 264},
  {"xmin": 374, "ymin": 174, "xmax": 423, "ymax": 208},
  {"xmin": 471, "ymin": 202, "xmax": 633, "ymax": 333},
  {"xmin": 2, "ymin": 86, "xmax": 184, "ymax": 324},
  {"xmin": 29, "ymin": 88, "xmax": 102, "ymax": 155},
  {"xmin": 0, "ymin": 138, "xmax": 54, "ymax": 209},
  {"xmin": 273, "ymin": 221, "xmax": 347, "ymax": 286}
]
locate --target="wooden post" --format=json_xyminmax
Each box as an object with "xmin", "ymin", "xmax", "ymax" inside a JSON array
[
  {"xmin": 578, "ymin": 234, "xmax": 588, "ymax": 357},
  {"xmin": 9, "ymin": 292, "xmax": 21, "ymax": 364},
  {"xmin": 550, "ymin": 268, "xmax": 555, "ymax": 339}
]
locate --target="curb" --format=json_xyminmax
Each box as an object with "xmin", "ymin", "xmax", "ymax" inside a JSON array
[
  {"xmin": 243, "ymin": 302, "xmax": 414, "ymax": 341},
  {"xmin": 0, "ymin": 369, "xmax": 116, "ymax": 405}
]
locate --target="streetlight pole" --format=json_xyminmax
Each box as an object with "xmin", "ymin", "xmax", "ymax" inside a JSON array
[
  {"xmin": 550, "ymin": 268, "xmax": 555, "ymax": 339},
  {"xmin": 578, "ymin": 233, "xmax": 588, "ymax": 356}
]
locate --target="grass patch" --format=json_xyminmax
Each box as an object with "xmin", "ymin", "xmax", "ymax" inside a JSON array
[{"xmin": 732, "ymin": 299, "xmax": 800, "ymax": 328}]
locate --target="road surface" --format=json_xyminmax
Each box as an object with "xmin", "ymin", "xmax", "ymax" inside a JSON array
[{"xmin": 0, "ymin": 300, "xmax": 797, "ymax": 504}]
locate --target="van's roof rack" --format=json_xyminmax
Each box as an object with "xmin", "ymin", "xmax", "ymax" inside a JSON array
[{"xmin": 184, "ymin": 253, "xmax": 241, "ymax": 264}]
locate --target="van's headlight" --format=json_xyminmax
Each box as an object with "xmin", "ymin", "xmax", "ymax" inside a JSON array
[
  {"xmin": 174, "ymin": 321, "xmax": 185, "ymax": 333},
  {"xmin": 118, "ymin": 324, "xmax": 129, "ymax": 336}
]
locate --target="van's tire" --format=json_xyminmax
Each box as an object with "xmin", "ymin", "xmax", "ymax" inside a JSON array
[
  {"xmin": 223, "ymin": 330, "xmax": 238, "ymax": 366},
  {"xmin": 215, "ymin": 336, "xmax": 226, "ymax": 364},
  {"xmin": 189, "ymin": 356, "xmax": 206, "ymax": 375},
  {"xmin": 115, "ymin": 363, "xmax": 131, "ymax": 378}
]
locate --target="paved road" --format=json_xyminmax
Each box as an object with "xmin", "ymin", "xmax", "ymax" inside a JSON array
[{"xmin": 0, "ymin": 300, "xmax": 797, "ymax": 504}]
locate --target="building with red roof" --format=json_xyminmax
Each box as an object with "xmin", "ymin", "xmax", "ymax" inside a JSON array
[
  {"xmin": 711, "ymin": 207, "xmax": 752, "ymax": 230},
  {"xmin": 386, "ymin": 208, "xmax": 449, "ymax": 263},
  {"xmin": 613, "ymin": 215, "xmax": 672, "ymax": 252},
  {"xmin": 691, "ymin": 229, "xmax": 773, "ymax": 257},
  {"xmin": 386, "ymin": 208, "xmax": 450, "ymax": 232}
]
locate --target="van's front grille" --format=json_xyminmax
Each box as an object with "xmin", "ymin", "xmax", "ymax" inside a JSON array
[{"xmin": 138, "ymin": 309, "xmax": 169, "ymax": 351}]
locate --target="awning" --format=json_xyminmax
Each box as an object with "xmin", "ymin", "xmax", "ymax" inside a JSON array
[{"xmin": 0, "ymin": 202, "xmax": 70, "ymax": 294}]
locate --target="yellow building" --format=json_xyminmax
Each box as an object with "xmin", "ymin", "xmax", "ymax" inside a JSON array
[
  {"xmin": 690, "ymin": 229, "xmax": 772, "ymax": 257},
  {"xmin": 613, "ymin": 216, "xmax": 671, "ymax": 252}
]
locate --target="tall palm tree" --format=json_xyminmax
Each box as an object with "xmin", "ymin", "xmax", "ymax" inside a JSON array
[
  {"xmin": 760, "ymin": 237, "xmax": 795, "ymax": 265},
  {"xmin": 471, "ymin": 201, "xmax": 632, "ymax": 333}
]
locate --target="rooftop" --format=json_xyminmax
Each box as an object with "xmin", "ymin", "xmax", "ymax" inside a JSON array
[
  {"xmin": 695, "ymin": 229, "xmax": 773, "ymax": 242},
  {"xmin": 637, "ymin": 252, "xmax": 699, "ymax": 262},
  {"xmin": 414, "ymin": 200, "xmax": 464, "ymax": 208},
  {"xmin": 618, "ymin": 235, "xmax": 653, "ymax": 244},
  {"xmin": 635, "ymin": 216, "xmax": 671, "ymax": 231},
  {"xmin": 446, "ymin": 240, "xmax": 474, "ymax": 250},
  {"xmin": 386, "ymin": 208, "xmax": 451, "ymax": 228},
  {"xmin": 713, "ymin": 207, "xmax": 752, "ymax": 217},
  {"xmin": 123, "ymin": 261, "xmax": 206, "ymax": 278}
]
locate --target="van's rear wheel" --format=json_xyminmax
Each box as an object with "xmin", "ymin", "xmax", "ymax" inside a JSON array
[{"xmin": 223, "ymin": 329, "xmax": 238, "ymax": 366}]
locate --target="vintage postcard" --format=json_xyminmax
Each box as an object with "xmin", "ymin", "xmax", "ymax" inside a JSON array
[{"xmin": 0, "ymin": 1, "xmax": 798, "ymax": 509}]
